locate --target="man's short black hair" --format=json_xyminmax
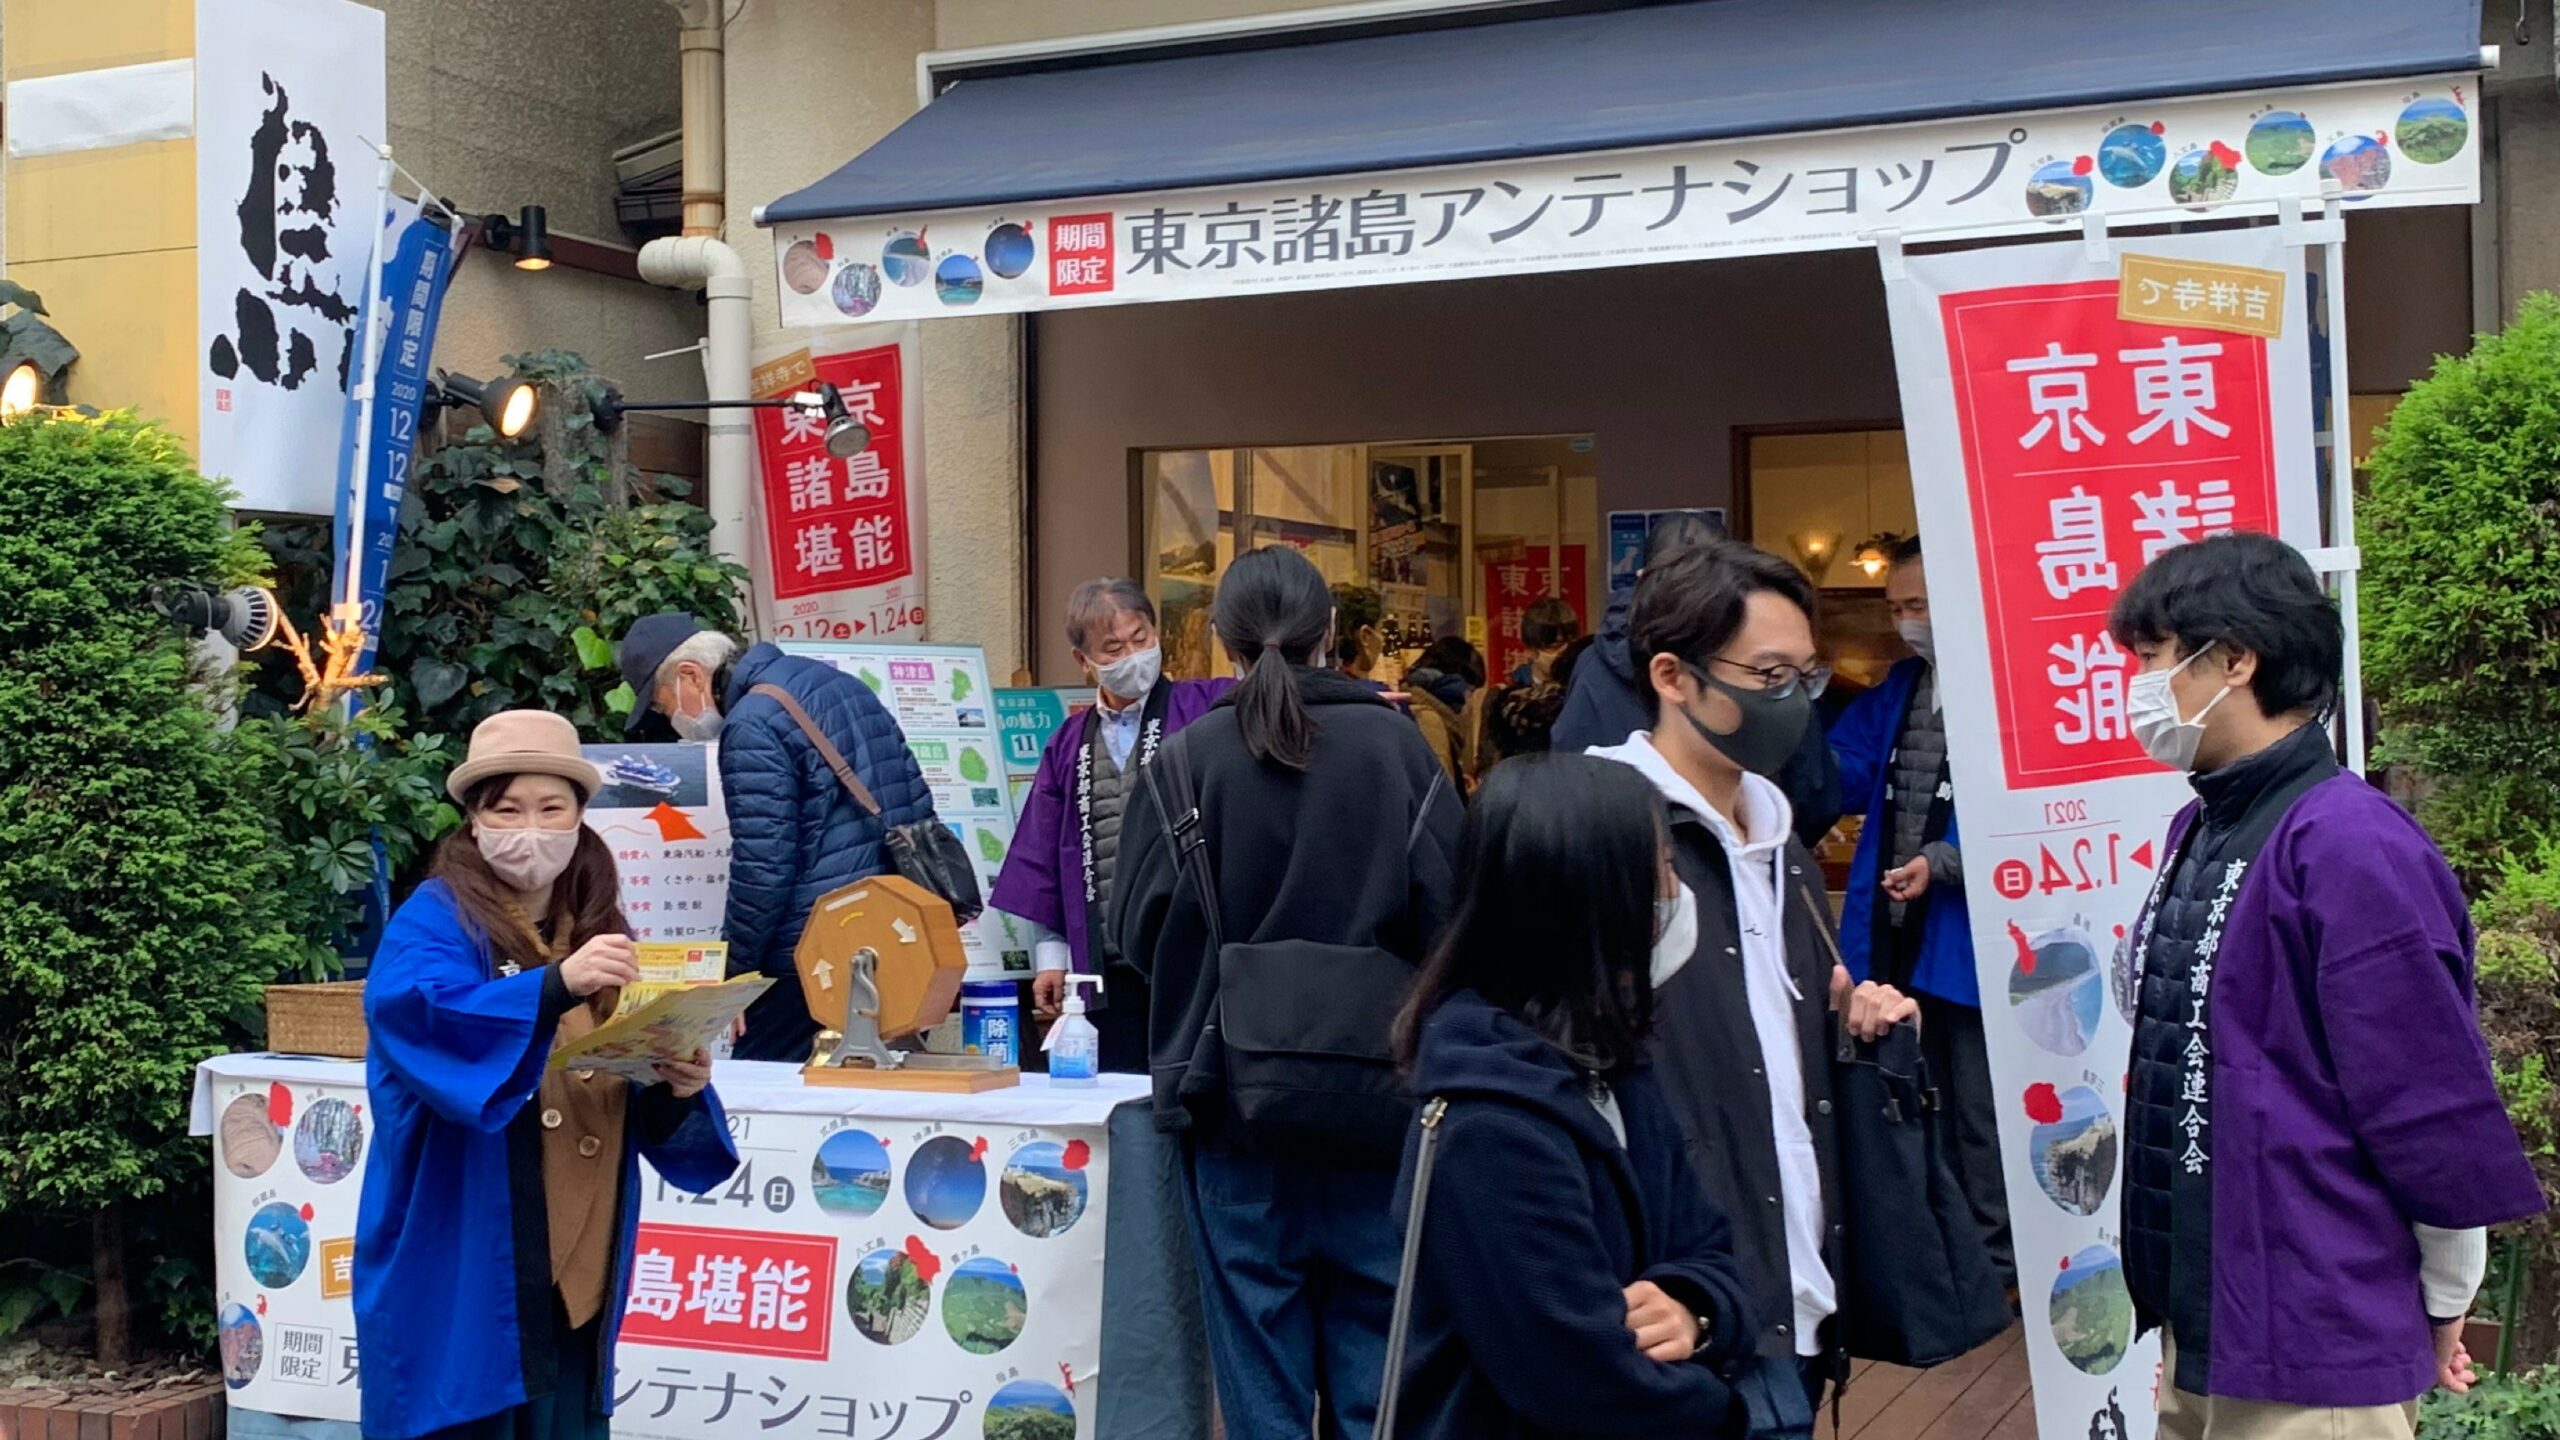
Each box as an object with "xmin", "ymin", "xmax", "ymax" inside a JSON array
[
  {"xmin": 1331, "ymin": 582, "xmax": 1385, "ymax": 667},
  {"xmin": 1890, "ymin": 534, "xmax": 1924, "ymax": 567},
  {"xmin": 1631, "ymin": 539, "xmax": 1817, "ymax": 670},
  {"xmin": 2109, "ymin": 532, "xmax": 2341, "ymax": 717},
  {"xmin": 1521, "ymin": 597, "xmax": 1582, "ymax": 651}
]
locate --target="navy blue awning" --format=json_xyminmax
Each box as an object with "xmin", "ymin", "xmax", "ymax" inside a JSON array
[{"xmin": 762, "ymin": 0, "xmax": 2481, "ymax": 224}]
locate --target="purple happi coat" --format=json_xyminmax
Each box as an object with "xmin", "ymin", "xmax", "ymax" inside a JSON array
[
  {"xmin": 2119, "ymin": 773, "xmax": 2543, "ymax": 1407},
  {"xmin": 989, "ymin": 678, "xmax": 1234, "ymax": 975}
]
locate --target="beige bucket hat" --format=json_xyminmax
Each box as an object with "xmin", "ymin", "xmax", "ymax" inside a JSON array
[{"xmin": 446, "ymin": 710, "xmax": 605, "ymax": 804}]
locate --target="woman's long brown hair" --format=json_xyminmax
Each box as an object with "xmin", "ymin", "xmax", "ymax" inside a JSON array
[{"xmin": 430, "ymin": 773, "xmax": 629, "ymax": 973}]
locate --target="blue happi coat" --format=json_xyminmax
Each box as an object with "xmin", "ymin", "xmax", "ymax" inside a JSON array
[
  {"xmin": 355, "ymin": 880, "xmax": 739, "ymax": 1438},
  {"xmin": 1831, "ymin": 658, "xmax": 1977, "ymax": 1006}
]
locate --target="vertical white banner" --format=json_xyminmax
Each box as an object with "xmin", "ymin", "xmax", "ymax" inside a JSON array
[
  {"xmin": 748, "ymin": 325, "xmax": 931, "ymax": 644},
  {"xmin": 195, "ymin": 0, "xmax": 386, "ymax": 515},
  {"xmin": 1884, "ymin": 228, "xmax": 2322, "ymax": 1439}
]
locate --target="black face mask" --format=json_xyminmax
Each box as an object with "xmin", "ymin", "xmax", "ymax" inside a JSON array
[{"xmin": 1678, "ymin": 663, "xmax": 1812, "ymax": 778}]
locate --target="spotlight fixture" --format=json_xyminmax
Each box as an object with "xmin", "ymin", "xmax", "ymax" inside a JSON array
[
  {"xmin": 430, "ymin": 370, "xmax": 540, "ymax": 440},
  {"xmin": 0, "ymin": 359, "xmax": 42, "ymax": 420},
  {"xmin": 481, "ymin": 205, "xmax": 552, "ymax": 271},
  {"xmin": 592, "ymin": 381, "xmax": 869, "ymax": 457},
  {"xmin": 163, "ymin": 585, "xmax": 281, "ymax": 651}
]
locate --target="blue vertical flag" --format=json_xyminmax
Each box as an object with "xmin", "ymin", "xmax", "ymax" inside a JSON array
[{"xmin": 334, "ymin": 196, "xmax": 458, "ymax": 678}]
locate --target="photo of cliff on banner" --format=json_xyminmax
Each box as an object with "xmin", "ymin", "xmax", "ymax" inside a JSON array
[{"xmin": 1886, "ymin": 224, "xmax": 2324, "ymax": 1440}]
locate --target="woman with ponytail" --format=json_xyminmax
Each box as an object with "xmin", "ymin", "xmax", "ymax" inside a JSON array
[
  {"xmin": 1112, "ymin": 546, "xmax": 1465, "ymax": 1439},
  {"xmin": 355, "ymin": 711, "xmax": 739, "ymax": 1440}
]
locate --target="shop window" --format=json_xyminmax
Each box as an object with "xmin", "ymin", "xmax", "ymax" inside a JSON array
[{"xmin": 1139, "ymin": 435, "xmax": 1600, "ymax": 683}]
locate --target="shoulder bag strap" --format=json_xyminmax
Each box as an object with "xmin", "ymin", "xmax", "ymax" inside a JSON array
[
  {"xmin": 1376, "ymin": 1096, "xmax": 1448, "ymax": 1437},
  {"xmin": 1140, "ymin": 733, "xmax": 1223, "ymax": 955},
  {"xmin": 750, "ymin": 682, "xmax": 883, "ymax": 818}
]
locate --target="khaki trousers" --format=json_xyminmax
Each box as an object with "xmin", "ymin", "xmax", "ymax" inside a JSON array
[{"xmin": 2156, "ymin": 1331, "xmax": 2420, "ymax": 1440}]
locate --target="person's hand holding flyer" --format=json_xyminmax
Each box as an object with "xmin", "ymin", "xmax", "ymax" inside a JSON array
[{"xmin": 550, "ymin": 972, "xmax": 772, "ymax": 1083}]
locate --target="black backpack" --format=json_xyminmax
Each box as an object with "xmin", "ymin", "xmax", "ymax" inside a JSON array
[{"xmin": 1141, "ymin": 730, "xmax": 1443, "ymax": 1164}]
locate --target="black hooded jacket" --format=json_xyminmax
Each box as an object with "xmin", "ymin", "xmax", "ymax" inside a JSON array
[
  {"xmin": 1392, "ymin": 989, "xmax": 1754, "ymax": 1440},
  {"xmin": 1552, "ymin": 590, "xmax": 1845, "ymax": 847}
]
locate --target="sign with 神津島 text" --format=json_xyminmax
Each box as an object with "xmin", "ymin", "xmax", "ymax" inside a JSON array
[{"xmin": 1885, "ymin": 225, "xmax": 2323, "ymax": 1440}]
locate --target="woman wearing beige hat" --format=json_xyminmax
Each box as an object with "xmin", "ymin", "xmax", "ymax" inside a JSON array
[{"xmin": 355, "ymin": 710, "xmax": 738, "ymax": 1440}]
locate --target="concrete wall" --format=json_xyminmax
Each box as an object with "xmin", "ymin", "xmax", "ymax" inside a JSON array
[
  {"xmin": 723, "ymin": 0, "xmax": 1027, "ymax": 677},
  {"xmin": 936, "ymin": 0, "xmax": 1351, "ymax": 49}
]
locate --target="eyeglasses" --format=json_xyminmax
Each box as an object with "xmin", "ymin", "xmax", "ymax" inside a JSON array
[{"xmin": 1687, "ymin": 656, "xmax": 1832, "ymax": 700}]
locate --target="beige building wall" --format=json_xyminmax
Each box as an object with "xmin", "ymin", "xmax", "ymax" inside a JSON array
[{"xmin": 724, "ymin": 0, "xmax": 1028, "ymax": 678}]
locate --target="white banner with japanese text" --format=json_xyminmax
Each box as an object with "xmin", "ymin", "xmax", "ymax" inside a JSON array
[
  {"xmin": 1884, "ymin": 228, "xmax": 2323, "ymax": 1439},
  {"xmin": 748, "ymin": 328, "xmax": 930, "ymax": 645},
  {"xmin": 772, "ymin": 74, "xmax": 2472, "ymax": 325},
  {"xmin": 196, "ymin": 0, "xmax": 386, "ymax": 514},
  {"xmin": 196, "ymin": 1058, "xmax": 1119, "ymax": 1439}
]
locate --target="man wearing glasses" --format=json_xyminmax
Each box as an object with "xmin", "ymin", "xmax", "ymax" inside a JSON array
[
  {"xmin": 1827, "ymin": 536, "xmax": 2014, "ymax": 1298},
  {"xmin": 1588, "ymin": 539, "xmax": 1916, "ymax": 1433}
]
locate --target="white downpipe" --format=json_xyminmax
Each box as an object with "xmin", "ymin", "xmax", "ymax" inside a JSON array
[{"xmin": 639, "ymin": 236, "xmax": 755, "ymax": 620}]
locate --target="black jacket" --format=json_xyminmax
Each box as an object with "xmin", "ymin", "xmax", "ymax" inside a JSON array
[
  {"xmin": 1393, "ymin": 990, "xmax": 1753, "ymax": 1440},
  {"xmin": 1111, "ymin": 667, "xmax": 1465, "ymax": 1138},
  {"xmin": 1552, "ymin": 592, "xmax": 1845, "ymax": 847}
]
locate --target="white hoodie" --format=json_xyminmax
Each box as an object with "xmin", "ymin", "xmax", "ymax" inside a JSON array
[{"xmin": 1589, "ymin": 730, "xmax": 1839, "ymax": 1357}]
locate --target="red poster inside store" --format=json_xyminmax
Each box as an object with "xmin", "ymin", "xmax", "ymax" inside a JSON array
[
  {"xmin": 1941, "ymin": 281, "xmax": 2282, "ymax": 790},
  {"xmin": 1481, "ymin": 544, "xmax": 1588, "ymax": 682},
  {"xmin": 752, "ymin": 346, "xmax": 914, "ymax": 602}
]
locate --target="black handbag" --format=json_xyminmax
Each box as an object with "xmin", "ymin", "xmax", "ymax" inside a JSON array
[
  {"xmin": 1140, "ymin": 731, "xmax": 1429, "ymax": 1163},
  {"xmin": 752, "ymin": 683, "xmax": 984, "ymax": 925},
  {"xmin": 1797, "ymin": 877, "xmax": 2010, "ymax": 1369}
]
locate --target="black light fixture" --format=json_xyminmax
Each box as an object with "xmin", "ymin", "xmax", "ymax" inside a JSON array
[
  {"xmin": 592, "ymin": 381, "xmax": 870, "ymax": 458},
  {"xmin": 428, "ymin": 370, "xmax": 541, "ymax": 439},
  {"xmin": 162, "ymin": 585, "xmax": 281, "ymax": 650},
  {"xmin": 481, "ymin": 205, "xmax": 552, "ymax": 271}
]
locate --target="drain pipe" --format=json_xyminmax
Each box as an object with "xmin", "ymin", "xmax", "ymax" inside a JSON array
[
  {"xmin": 647, "ymin": 0, "xmax": 754, "ymax": 622},
  {"xmin": 639, "ymin": 236, "xmax": 755, "ymax": 601}
]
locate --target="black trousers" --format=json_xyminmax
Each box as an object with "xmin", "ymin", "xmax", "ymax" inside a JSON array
[{"xmin": 1918, "ymin": 992, "xmax": 2016, "ymax": 1287}]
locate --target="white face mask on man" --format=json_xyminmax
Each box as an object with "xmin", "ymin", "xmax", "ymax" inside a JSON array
[
  {"xmin": 1896, "ymin": 618, "xmax": 1936, "ymax": 666},
  {"xmin": 2127, "ymin": 642, "xmax": 2234, "ymax": 772},
  {"xmin": 1095, "ymin": 645, "xmax": 1163, "ymax": 704},
  {"xmin": 668, "ymin": 671, "xmax": 724, "ymax": 742},
  {"xmin": 1651, "ymin": 882, "xmax": 1700, "ymax": 989}
]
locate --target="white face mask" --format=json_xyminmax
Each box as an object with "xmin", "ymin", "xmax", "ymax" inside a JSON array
[
  {"xmin": 2128, "ymin": 643, "xmax": 2233, "ymax": 772},
  {"xmin": 1896, "ymin": 618, "xmax": 1935, "ymax": 666},
  {"xmin": 668, "ymin": 671, "xmax": 723, "ymax": 742},
  {"xmin": 477, "ymin": 823, "xmax": 583, "ymax": 892},
  {"xmin": 1095, "ymin": 646, "xmax": 1163, "ymax": 704},
  {"xmin": 1651, "ymin": 883, "xmax": 1699, "ymax": 989}
]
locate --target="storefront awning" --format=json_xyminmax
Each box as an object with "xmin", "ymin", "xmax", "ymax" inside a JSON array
[{"xmin": 763, "ymin": 0, "xmax": 2483, "ymax": 326}]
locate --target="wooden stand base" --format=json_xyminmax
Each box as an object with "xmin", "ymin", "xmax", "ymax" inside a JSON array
[{"xmin": 801, "ymin": 1062, "xmax": 1021, "ymax": 1092}]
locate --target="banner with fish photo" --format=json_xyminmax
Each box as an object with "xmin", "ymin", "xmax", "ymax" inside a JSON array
[{"xmin": 1884, "ymin": 225, "xmax": 2323, "ymax": 1438}]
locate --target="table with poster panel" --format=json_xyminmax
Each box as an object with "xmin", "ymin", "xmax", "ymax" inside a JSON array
[{"xmin": 195, "ymin": 1061, "xmax": 1208, "ymax": 1440}]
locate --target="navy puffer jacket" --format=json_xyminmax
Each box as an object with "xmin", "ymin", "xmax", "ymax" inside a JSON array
[{"xmin": 719, "ymin": 643, "xmax": 934, "ymax": 1060}]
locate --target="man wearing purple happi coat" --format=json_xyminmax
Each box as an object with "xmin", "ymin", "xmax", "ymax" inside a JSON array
[
  {"xmin": 2109, "ymin": 534, "xmax": 2541, "ymax": 1440},
  {"xmin": 991, "ymin": 578, "xmax": 1232, "ymax": 1073}
]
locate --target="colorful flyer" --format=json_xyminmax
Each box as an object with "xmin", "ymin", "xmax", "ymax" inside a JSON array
[{"xmin": 550, "ymin": 974, "xmax": 774, "ymax": 1081}]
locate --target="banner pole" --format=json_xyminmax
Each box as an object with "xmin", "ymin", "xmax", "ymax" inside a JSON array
[
  {"xmin": 2319, "ymin": 188, "xmax": 2367, "ymax": 775},
  {"xmin": 334, "ymin": 145, "xmax": 397, "ymax": 683}
]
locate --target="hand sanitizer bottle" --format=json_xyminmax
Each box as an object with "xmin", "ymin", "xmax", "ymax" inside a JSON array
[{"xmin": 1044, "ymin": 974, "xmax": 1102, "ymax": 1087}]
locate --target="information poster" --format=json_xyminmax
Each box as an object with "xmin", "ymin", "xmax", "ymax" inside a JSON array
[
  {"xmin": 1885, "ymin": 227, "xmax": 2321, "ymax": 1439},
  {"xmin": 747, "ymin": 329, "xmax": 929, "ymax": 645},
  {"xmin": 584, "ymin": 743, "xmax": 731, "ymax": 944},
  {"xmin": 994, "ymin": 688, "xmax": 1097, "ymax": 808},
  {"xmin": 785, "ymin": 643, "xmax": 1035, "ymax": 977},
  {"xmin": 197, "ymin": 1060, "xmax": 1116, "ymax": 1439}
]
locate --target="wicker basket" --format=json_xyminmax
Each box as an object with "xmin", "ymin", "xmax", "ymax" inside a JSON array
[{"xmin": 265, "ymin": 981, "xmax": 368, "ymax": 1059}]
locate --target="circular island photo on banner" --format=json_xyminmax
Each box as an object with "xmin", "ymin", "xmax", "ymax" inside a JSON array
[
  {"xmin": 2049, "ymin": 1245, "xmax": 2133, "ymax": 1376},
  {"xmin": 220, "ymin": 1303, "xmax": 263, "ymax": 1388},
  {"xmin": 983, "ymin": 1380, "xmax": 1074, "ymax": 1440},
  {"xmin": 1000, "ymin": 1139, "xmax": 1089, "ymax": 1239},
  {"xmin": 245, "ymin": 1200, "xmax": 313, "ymax": 1288},
  {"xmin": 294, "ymin": 1096, "xmax": 366, "ymax": 1184},
  {"xmin": 220, "ymin": 1092, "xmax": 284, "ymax": 1179},
  {"xmin": 811, "ymin": 1129, "xmax": 892, "ymax": 1218},
  {"xmin": 2006, "ymin": 919, "xmax": 2104, "ymax": 1057},
  {"xmin": 846, "ymin": 1246, "xmax": 931, "ymax": 1346},
  {"xmin": 942, "ymin": 1257, "xmax": 1028, "ymax": 1355},
  {"xmin": 2024, "ymin": 1083, "xmax": 2118, "ymax": 1217},
  {"xmin": 905, "ymin": 1135, "xmax": 987, "ymax": 1230}
]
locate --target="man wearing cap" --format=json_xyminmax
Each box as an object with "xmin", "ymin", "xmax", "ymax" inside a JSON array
[{"xmin": 618, "ymin": 613, "xmax": 934, "ymax": 1062}]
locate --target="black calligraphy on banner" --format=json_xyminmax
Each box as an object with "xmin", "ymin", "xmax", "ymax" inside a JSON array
[{"xmin": 206, "ymin": 74, "xmax": 357, "ymax": 396}]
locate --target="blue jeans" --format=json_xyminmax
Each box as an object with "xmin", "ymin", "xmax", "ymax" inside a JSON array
[{"xmin": 1179, "ymin": 1141, "xmax": 1400, "ymax": 1440}]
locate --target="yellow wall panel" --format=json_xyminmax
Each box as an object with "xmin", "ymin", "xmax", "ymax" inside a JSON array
[
  {"xmin": 5, "ymin": 0, "xmax": 195, "ymax": 80},
  {"xmin": 6, "ymin": 141, "xmax": 197, "ymax": 264},
  {"xmin": 11, "ymin": 250, "xmax": 202, "ymax": 449}
]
